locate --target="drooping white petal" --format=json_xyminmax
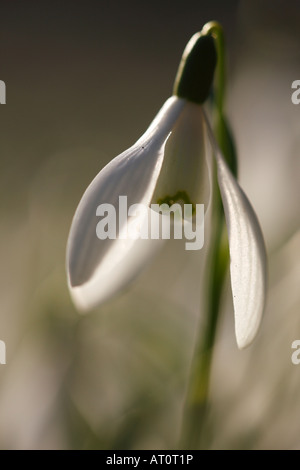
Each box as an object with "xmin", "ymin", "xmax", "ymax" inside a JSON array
[
  {"xmin": 204, "ymin": 113, "xmax": 267, "ymax": 349},
  {"xmin": 69, "ymin": 207, "xmax": 164, "ymax": 310},
  {"xmin": 67, "ymin": 97, "xmax": 186, "ymax": 310}
]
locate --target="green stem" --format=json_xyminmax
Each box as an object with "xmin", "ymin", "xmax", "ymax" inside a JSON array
[
  {"xmin": 179, "ymin": 200, "xmax": 228, "ymax": 449},
  {"xmin": 179, "ymin": 21, "xmax": 234, "ymax": 450},
  {"xmin": 204, "ymin": 21, "xmax": 238, "ymax": 176},
  {"xmin": 203, "ymin": 21, "xmax": 226, "ymax": 112}
]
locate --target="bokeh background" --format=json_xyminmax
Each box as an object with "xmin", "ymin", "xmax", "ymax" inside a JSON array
[{"xmin": 0, "ymin": 0, "xmax": 300, "ymax": 449}]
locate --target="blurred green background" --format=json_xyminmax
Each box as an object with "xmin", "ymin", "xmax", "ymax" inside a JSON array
[{"xmin": 0, "ymin": 0, "xmax": 300, "ymax": 449}]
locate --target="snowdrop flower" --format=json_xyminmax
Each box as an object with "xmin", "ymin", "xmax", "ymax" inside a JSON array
[{"xmin": 67, "ymin": 28, "xmax": 267, "ymax": 349}]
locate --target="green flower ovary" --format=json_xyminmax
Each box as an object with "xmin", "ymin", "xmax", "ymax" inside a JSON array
[{"xmin": 156, "ymin": 190, "xmax": 196, "ymax": 215}]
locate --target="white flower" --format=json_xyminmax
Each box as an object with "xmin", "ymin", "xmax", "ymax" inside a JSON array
[{"xmin": 66, "ymin": 31, "xmax": 267, "ymax": 349}]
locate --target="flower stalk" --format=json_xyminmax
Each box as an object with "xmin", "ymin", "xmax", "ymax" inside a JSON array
[{"xmin": 179, "ymin": 22, "xmax": 235, "ymax": 449}]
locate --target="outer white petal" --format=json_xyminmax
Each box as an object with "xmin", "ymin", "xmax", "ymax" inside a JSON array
[
  {"xmin": 67, "ymin": 97, "xmax": 185, "ymax": 311},
  {"xmin": 68, "ymin": 208, "xmax": 164, "ymax": 310},
  {"xmin": 204, "ymin": 113, "xmax": 267, "ymax": 349}
]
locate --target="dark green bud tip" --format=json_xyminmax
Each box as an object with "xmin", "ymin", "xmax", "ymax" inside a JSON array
[{"xmin": 173, "ymin": 32, "xmax": 217, "ymax": 104}]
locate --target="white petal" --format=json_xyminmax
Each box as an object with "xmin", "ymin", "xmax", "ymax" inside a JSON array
[
  {"xmin": 69, "ymin": 208, "xmax": 165, "ymax": 310},
  {"xmin": 205, "ymin": 113, "xmax": 267, "ymax": 349},
  {"xmin": 151, "ymin": 101, "xmax": 211, "ymax": 210},
  {"xmin": 67, "ymin": 97, "xmax": 185, "ymax": 310}
]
